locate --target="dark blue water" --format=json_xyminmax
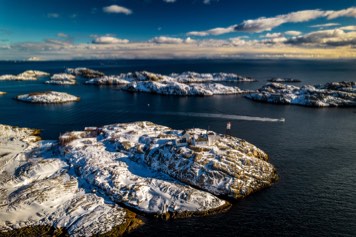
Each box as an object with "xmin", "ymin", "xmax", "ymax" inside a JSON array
[{"xmin": 0, "ymin": 60, "xmax": 355, "ymax": 236}]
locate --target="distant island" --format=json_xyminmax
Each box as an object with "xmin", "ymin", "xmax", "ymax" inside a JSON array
[
  {"xmin": 246, "ymin": 82, "xmax": 356, "ymax": 107},
  {"xmin": 16, "ymin": 91, "xmax": 80, "ymax": 104}
]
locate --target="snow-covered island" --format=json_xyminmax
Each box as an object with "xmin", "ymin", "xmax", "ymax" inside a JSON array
[
  {"xmin": 245, "ymin": 81, "xmax": 356, "ymax": 107},
  {"xmin": 16, "ymin": 91, "xmax": 80, "ymax": 104},
  {"xmin": 0, "ymin": 70, "xmax": 49, "ymax": 81},
  {"xmin": 86, "ymin": 71, "xmax": 252, "ymax": 96},
  {"xmin": 45, "ymin": 73, "xmax": 76, "ymax": 85},
  {"xmin": 66, "ymin": 67, "xmax": 105, "ymax": 78},
  {"xmin": 0, "ymin": 124, "xmax": 142, "ymax": 236},
  {"xmin": 0, "ymin": 121, "xmax": 278, "ymax": 236},
  {"xmin": 267, "ymin": 77, "xmax": 301, "ymax": 83},
  {"xmin": 170, "ymin": 72, "xmax": 256, "ymax": 83}
]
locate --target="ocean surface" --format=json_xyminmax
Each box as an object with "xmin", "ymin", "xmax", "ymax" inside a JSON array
[{"xmin": 0, "ymin": 59, "xmax": 355, "ymax": 236}]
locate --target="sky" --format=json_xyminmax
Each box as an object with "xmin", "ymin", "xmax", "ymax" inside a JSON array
[{"xmin": 0, "ymin": 0, "xmax": 355, "ymax": 60}]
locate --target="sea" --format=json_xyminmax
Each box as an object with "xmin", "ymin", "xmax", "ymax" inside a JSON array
[{"xmin": 0, "ymin": 59, "xmax": 355, "ymax": 236}]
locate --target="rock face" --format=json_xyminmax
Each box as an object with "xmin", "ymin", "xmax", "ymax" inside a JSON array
[
  {"xmin": 170, "ymin": 72, "xmax": 256, "ymax": 83},
  {"xmin": 0, "ymin": 122, "xmax": 278, "ymax": 235},
  {"xmin": 267, "ymin": 77, "xmax": 301, "ymax": 83},
  {"xmin": 0, "ymin": 70, "xmax": 49, "ymax": 81},
  {"xmin": 123, "ymin": 81, "xmax": 245, "ymax": 96},
  {"xmin": 45, "ymin": 73, "xmax": 76, "ymax": 85},
  {"xmin": 66, "ymin": 68, "xmax": 105, "ymax": 78},
  {"xmin": 245, "ymin": 82, "xmax": 356, "ymax": 107},
  {"xmin": 85, "ymin": 76, "xmax": 130, "ymax": 85},
  {"xmin": 0, "ymin": 125, "xmax": 141, "ymax": 237},
  {"xmin": 16, "ymin": 91, "xmax": 80, "ymax": 104},
  {"xmin": 61, "ymin": 133, "xmax": 228, "ymax": 216},
  {"xmin": 85, "ymin": 71, "xmax": 252, "ymax": 95},
  {"xmin": 76, "ymin": 122, "xmax": 277, "ymax": 199}
]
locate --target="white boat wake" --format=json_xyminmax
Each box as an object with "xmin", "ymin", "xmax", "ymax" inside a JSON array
[{"xmin": 151, "ymin": 111, "xmax": 285, "ymax": 123}]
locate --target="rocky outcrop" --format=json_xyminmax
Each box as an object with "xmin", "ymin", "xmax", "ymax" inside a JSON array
[
  {"xmin": 267, "ymin": 77, "xmax": 301, "ymax": 83},
  {"xmin": 66, "ymin": 68, "xmax": 105, "ymax": 78},
  {"xmin": 0, "ymin": 92, "xmax": 6, "ymax": 95},
  {"xmin": 245, "ymin": 82, "xmax": 356, "ymax": 107},
  {"xmin": 0, "ymin": 122, "xmax": 278, "ymax": 235},
  {"xmin": 85, "ymin": 76, "xmax": 131, "ymax": 85},
  {"xmin": 123, "ymin": 81, "xmax": 245, "ymax": 96},
  {"xmin": 16, "ymin": 91, "xmax": 80, "ymax": 104},
  {"xmin": 91, "ymin": 122, "xmax": 278, "ymax": 199},
  {"xmin": 85, "ymin": 71, "xmax": 252, "ymax": 95},
  {"xmin": 170, "ymin": 72, "xmax": 256, "ymax": 83},
  {"xmin": 0, "ymin": 70, "xmax": 49, "ymax": 81},
  {"xmin": 60, "ymin": 126, "xmax": 229, "ymax": 216},
  {"xmin": 0, "ymin": 125, "xmax": 141, "ymax": 237},
  {"xmin": 45, "ymin": 73, "xmax": 76, "ymax": 85}
]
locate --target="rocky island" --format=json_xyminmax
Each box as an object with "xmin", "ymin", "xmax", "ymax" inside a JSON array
[
  {"xmin": 0, "ymin": 70, "xmax": 49, "ymax": 81},
  {"xmin": 0, "ymin": 122, "xmax": 278, "ymax": 236},
  {"xmin": 86, "ymin": 71, "xmax": 252, "ymax": 96},
  {"xmin": 45, "ymin": 73, "xmax": 76, "ymax": 85},
  {"xmin": 0, "ymin": 124, "xmax": 142, "ymax": 236},
  {"xmin": 245, "ymin": 81, "xmax": 356, "ymax": 107},
  {"xmin": 0, "ymin": 91, "xmax": 6, "ymax": 95},
  {"xmin": 16, "ymin": 91, "xmax": 80, "ymax": 104},
  {"xmin": 267, "ymin": 77, "xmax": 301, "ymax": 83},
  {"xmin": 170, "ymin": 72, "xmax": 256, "ymax": 83},
  {"xmin": 66, "ymin": 67, "xmax": 105, "ymax": 78}
]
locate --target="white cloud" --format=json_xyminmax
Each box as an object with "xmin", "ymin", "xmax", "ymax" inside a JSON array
[
  {"xmin": 326, "ymin": 7, "xmax": 356, "ymax": 19},
  {"xmin": 188, "ymin": 25, "xmax": 236, "ymax": 36},
  {"xmin": 310, "ymin": 23, "xmax": 340, "ymax": 28},
  {"xmin": 285, "ymin": 31, "xmax": 302, "ymax": 36},
  {"xmin": 92, "ymin": 36, "xmax": 129, "ymax": 44},
  {"xmin": 103, "ymin": 5, "xmax": 132, "ymax": 15},
  {"xmin": 286, "ymin": 29, "xmax": 356, "ymax": 47},
  {"xmin": 187, "ymin": 7, "xmax": 356, "ymax": 36},
  {"xmin": 187, "ymin": 31, "xmax": 209, "ymax": 37},
  {"xmin": 339, "ymin": 25, "xmax": 356, "ymax": 31},
  {"xmin": 203, "ymin": 0, "xmax": 219, "ymax": 4},
  {"xmin": 47, "ymin": 13, "xmax": 59, "ymax": 18},
  {"xmin": 150, "ymin": 36, "xmax": 184, "ymax": 44},
  {"xmin": 184, "ymin": 37, "xmax": 196, "ymax": 44},
  {"xmin": 229, "ymin": 37, "xmax": 248, "ymax": 46},
  {"xmin": 3, "ymin": 38, "xmax": 356, "ymax": 60},
  {"xmin": 57, "ymin": 33, "xmax": 69, "ymax": 38},
  {"xmin": 265, "ymin": 32, "xmax": 283, "ymax": 38}
]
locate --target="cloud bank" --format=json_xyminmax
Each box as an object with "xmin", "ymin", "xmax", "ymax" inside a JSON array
[{"xmin": 188, "ymin": 7, "xmax": 356, "ymax": 36}]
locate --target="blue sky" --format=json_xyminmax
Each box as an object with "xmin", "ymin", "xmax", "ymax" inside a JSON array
[{"xmin": 0, "ymin": 0, "xmax": 355, "ymax": 60}]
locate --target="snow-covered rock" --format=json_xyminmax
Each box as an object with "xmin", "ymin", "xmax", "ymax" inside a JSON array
[
  {"xmin": 0, "ymin": 70, "xmax": 49, "ymax": 81},
  {"xmin": 0, "ymin": 125, "xmax": 140, "ymax": 236},
  {"xmin": 170, "ymin": 72, "xmax": 256, "ymax": 83},
  {"xmin": 245, "ymin": 82, "xmax": 356, "ymax": 107},
  {"xmin": 85, "ymin": 76, "xmax": 130, "ymax": 85},
  {"xmin": 316, "ymin": 81, "xmax": 356, "ymax": 93},
  {"xmin": 65, "ymin": 68, "xmax": 105, "ymax": 78},
  {"xmin": 16, "ymin": 91, "xmax": 80, "ymax": 104},
  {"xmin": 267, "ymin": 77, "xmax": 301, "ymax": 83},
  {"xmin": 60, "ymin": 126, "xmax": 228, "ymax": 216},
  {"xmin": 0, "ymin": 91, "xmax": 6, "ymax": 95},
  {"xmin": 45, "ymin": 73, "xmax": 76, "ymax": 85},
  {"xmin": 123, "ymin": 81, "xmax": 245, "ymax": 96},
  {"xmin": 85, "ymin": 71, "xmax": 253, "ymax": 96},
  {"xmin": 0, "ymin": 121, "xmax": 278, "ymax": 235},
  {"xmin": 86, "ymin": 71, "xmax": 167, "ymax": 85},
  {"xmin": 61, "ymin": 122, "xmax": 277, "ymax": 201}
]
